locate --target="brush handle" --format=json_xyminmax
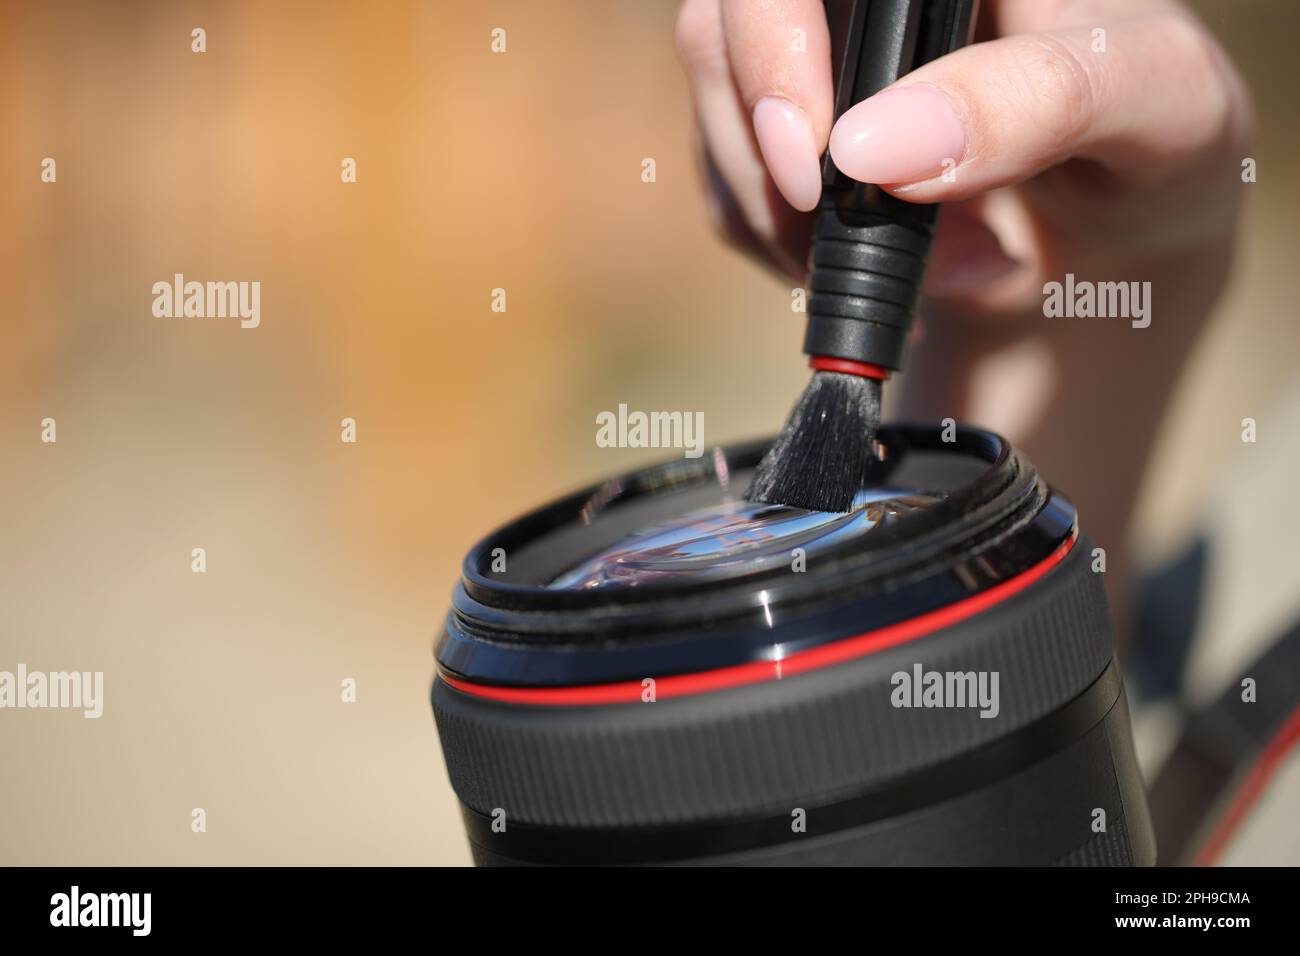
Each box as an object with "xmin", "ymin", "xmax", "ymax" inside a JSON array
[{"xmin": 805, "ymin": 0, "xmax": 978, "ymax": 372}]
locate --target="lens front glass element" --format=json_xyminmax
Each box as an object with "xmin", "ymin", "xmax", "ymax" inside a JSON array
[{"xmin": 548, "ymin": 489, "xmax": 939, "ymax": 590}]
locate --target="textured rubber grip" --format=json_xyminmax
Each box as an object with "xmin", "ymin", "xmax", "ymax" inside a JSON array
[
  {"xmin": 433, "ymin": 536, "xmax": 1113, "ymax": 829},
  {"xmin": 432, "ymin": 535, "xmax": 1156, "ymax": 865},
  {"xmin": 804, "ymin": 192, "xmax": 938, "ymax": 369}
]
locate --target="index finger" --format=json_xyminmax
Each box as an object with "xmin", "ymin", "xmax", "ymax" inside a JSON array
[{"xmin": 721, "ymin": 0, "xmax": 833, "ymax": 211}]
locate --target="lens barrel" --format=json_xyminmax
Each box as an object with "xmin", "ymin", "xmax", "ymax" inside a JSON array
[{"xmin": 431, "ymin": 425, "xmax": 1156, "ymax": 866}]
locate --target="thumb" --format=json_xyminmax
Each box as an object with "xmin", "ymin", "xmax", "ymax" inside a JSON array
[{"xmin": 828, "ymin": 15, "xmax": 1240, "ymax": 201}]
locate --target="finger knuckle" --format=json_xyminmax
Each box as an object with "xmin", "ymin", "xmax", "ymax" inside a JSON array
[
  {"xmin": 1008, "ymin": 32, "xmax": 1100, "ymax": 156},
  {"xmin": 1159, "ymin": 15, "xmax": 1243, "ymax": 150},
  {"xmin": 1162, "ymin": 14, "xmax": 1220, "ymax": 82}
]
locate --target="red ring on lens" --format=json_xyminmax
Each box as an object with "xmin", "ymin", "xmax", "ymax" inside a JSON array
[{"xmin": 440, "ymin": 530, "xmax": 1078, "ymax": 706}]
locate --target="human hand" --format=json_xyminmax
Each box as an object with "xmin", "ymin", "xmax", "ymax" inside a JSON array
[
  {"xmin": 675, "ymin": 0, "xmax": 1251, "ymax": 306},
  {"xmin": 674, "ymin": 0, "xmax": 1253, "ymax": 631}
]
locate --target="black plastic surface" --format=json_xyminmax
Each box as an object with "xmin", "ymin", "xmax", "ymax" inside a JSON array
[
  {"xmin": 434, "ymin": 538, "xmax": 1115, "ymax": 831},
  {"xmin": 808, "ymin": 0, "xmax": 978, "ymax": 370}
]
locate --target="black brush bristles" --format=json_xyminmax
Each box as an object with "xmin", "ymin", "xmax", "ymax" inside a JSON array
[{"xmin": 745, "ymin": 371, "xmax": 881, "ymax": 513}]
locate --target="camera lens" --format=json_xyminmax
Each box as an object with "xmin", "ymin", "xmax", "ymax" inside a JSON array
[
  {"xmin": 431, "ymin": 424, "xmax": 1156, "ymax": 866},
  {"xmin": 547, "ymin": 489, "xmax": 939, "ymax": 591}
]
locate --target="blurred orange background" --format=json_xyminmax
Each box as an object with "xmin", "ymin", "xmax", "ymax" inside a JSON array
[{"xmin": 1, "ymin": 0, "xmax": 1296, "ymax": 865}]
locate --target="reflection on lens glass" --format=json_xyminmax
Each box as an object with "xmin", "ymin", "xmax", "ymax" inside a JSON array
[{"xmin": 548, "ymin": 488, "xmax": 940, "ymax": 590}]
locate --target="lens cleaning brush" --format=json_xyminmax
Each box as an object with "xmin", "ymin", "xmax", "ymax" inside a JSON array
[{"xmin": 747, "ymin": 0, "xmax": 978, "ymax": 513}]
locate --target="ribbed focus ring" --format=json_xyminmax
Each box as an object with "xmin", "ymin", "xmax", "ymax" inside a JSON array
[{"xmin": 432, "ymin": 537, "xmax": 1113, "ymax": 829}]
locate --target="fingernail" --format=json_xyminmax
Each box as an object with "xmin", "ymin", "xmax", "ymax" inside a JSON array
[
  {"xmin": 752, "ymin": 96, "xmax": 822, "ymax": 212},
  {"xmin": 829, "ymin": 86, "xmax": 965, "ymax": 185}
]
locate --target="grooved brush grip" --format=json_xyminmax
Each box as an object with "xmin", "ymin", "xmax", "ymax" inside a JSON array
[{"xmin": 807, "ymin": 0, "xmax": 979, "ymax": 372}]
